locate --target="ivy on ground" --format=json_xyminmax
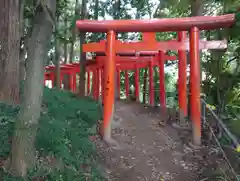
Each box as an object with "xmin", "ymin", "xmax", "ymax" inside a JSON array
[{"xmin": 0, "ymin": 87, "xmax": 103, "ymax": 181}]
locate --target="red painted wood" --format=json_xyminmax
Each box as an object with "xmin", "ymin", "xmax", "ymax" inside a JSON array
[
  {"xmin": 178, "ymin": 31, "xmax": 187, "ymax": 117},
  {"xmin": 190, "ymin": 27, "xmax": 201, "ymax": 146},
  {"xmin": 101, "ymin": 68, "xmax": 104, "ymax": 99},
  {"xmin": 50, "ymin": 72, "xmax": 54, "ymax": 87},
  {"xmin": 69, "ymin": 73, "xmax": 73, "ymax": 92},
  {"xmin": 76, "ymin": 14, "xmax": 234, "ymax": 32},
  {"xmin": 83, "ymin": 39, "xmax": 227, "ymax": 53},
  {"xmin": 87, "ymin": 71, "xmax": 90, "ymax": 95},
  {"xmin": 73, "ymin": 73, "xmax": 76, "ymax": 93},
  {"xmin": 158, "ymin": 51, "xmax": 166, "ymax": 109},
  {"xmin": 96, "ymin": 68, "xmax": 100, "ymax": 99},
  {"xmin": 103, "ymin": 30, "xmax": 116, "ymax": 139}
]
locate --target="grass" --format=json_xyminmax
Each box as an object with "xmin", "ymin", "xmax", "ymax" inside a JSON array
[{"xmin": 0, "ymin": 87, "xmax": 103, "ymax": 181}]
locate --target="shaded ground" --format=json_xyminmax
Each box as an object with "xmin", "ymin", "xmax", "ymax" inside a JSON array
[{"xmin": 93, "ymin": 100, "xmax": 232, "ymax": 181}]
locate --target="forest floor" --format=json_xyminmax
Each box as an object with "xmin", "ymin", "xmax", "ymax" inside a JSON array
[{"xmin": 93, "ymin": 100, "xmax": 233, "ymax": 181}]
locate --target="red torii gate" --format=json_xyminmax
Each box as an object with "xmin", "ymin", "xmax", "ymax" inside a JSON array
[
  {"xmin": 76, "ymin": 14, "xmax": 236, "ymax": 146},
  {"xmin": 83, "ymin": 32, "xmax": 227, "ymax": 110},
  {"xmin": 45, "ymin": 32, "xmax": 226, "ymax": 108},
  {"xmin": 94, "ymin": 52, "xmax": 176, "ymax": 100},
  {"xmin": 45, "ymin": 40, "xmax": 178, "ymax": 105}
]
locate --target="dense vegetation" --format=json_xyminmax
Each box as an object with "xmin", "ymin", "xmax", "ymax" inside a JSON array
[{"xmin": 0, "ymin": 87, "xmax": 103, "ymax": 180}]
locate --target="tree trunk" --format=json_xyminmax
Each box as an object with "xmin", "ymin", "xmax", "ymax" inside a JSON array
[
  {"xmin": 190, "ymin": 0, "xmax": 203, "ymax": 16},
  {"xmin": 78, "ymin": 0, "xmax": 87, "ymax": 96},
  {"xmin": 19, "ymin": 49, "xmax": 26, "ymax": 81},
  {"xmin": 112, "ymin": 0, "xmax": 120, "ymax": 101},
  {"xmin": 55, "ymin": 36, "xmax": 61, "ymax": 89},
  {"xmin": 64, "ymin": 15, "xmax": 68, "ymax": 63},
  {"xmin": 69, "ymin": 32, "xmax": 76, "ymax": 63},
  {"xmin": 69, "ymin": 0, "xmax": 79, "ymax": 63},
  {"xmin": 0, "ymin": 0, "xmax": 20, "ymax": 105},
  {"xmin": 9, "ymin": 0, "xmax": 56, "ymax": 176},
  {"xmin": 19, "ymin": 0, "xmax": 26, "ymax": 81},
  {"xmin": 78, "ymin": 33, "xmax": 86, "ymax": 96},
  {"xmin": 146, "ymin": 0, "xmax": 152, "ymax": 18},
  {"xmin": 63, "ymin": 14, "xmax": 70, "ymax": 89},
  {"xmin": 94, "ymin": 0, "xmax": 99, "ymax": 20},
  {"xmin": 19, "ymin": 18, "xmax": 34, "ymax": 83}
]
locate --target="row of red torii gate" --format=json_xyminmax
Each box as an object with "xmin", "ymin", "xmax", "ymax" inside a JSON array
[{"xmin": 44, "ymin": 14, "xmax": 237, "ymax": 146}]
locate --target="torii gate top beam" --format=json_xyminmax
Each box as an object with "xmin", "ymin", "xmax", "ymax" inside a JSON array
[
  {"xmin": 76, "ymin": 14, "xmax": 235, "ymax": 32},
  {"xmin": 83, "ymin": 39, "xmax": 227, "ymax": 53}
]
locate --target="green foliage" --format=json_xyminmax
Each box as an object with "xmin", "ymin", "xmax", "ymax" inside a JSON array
[
  {"xmin": 230, "ymin": 12, "xmax": 240, "ymax": 39},
  {"xmin": 0, "ymin": 104, "xmax": 18, "ymax": 158},
  {"xmin": 56, "ymin": 0, "xmax": 71, "ymax": 18},
  {"xmin": 0, "ymin": 88, "xmax": 103, "ymax": 181},
  {"xmin": 69, "ymin": 14, "xmax": 80, "ymax": 30},
  {"xmin": 223, "ymin": 11, "xmax": 240, "ymax": 40},
  {"xmin": 236, "ymin": 12, "xmax": 240, "ymax": 26},
  {"xmin": 0, "ymin": 170, "xmax": 24, "ymax": 181}
]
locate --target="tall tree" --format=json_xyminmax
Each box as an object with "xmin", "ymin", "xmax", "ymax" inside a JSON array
[
  {"xmin": 94, "ymin": 0, "xmax": 99, "ymax": 20},
  {"xmin": 55, "ymin": 26, "xmax": 61, "ymax": 89},
  {"xmin": 19, "ymin": 0, "xmax": 26, "ymax": 81},
  {"xmin": 78, "ymin": 0, "xmax": 87, "ymax": 96},
  {"xmin": 63, "ymin": 12, "xmax": 68, "ymax": 63},
  {"xmin": 112, "ymin": 0, "xmax": 121, "ymax": 100},
  {"xmin": 8, "ymin": 0, "xmax": 56, "ymax": 176},
  {"xmin": 69, "ymin": 0, "xmax": 79, "ymax": 63},
  {"xmin": 190, "ymin": 0, "xmax": 204, "ymax": 16},
  {"xmin": 0, "ymin": 0, "xmax": 20, "ymax": 105}
]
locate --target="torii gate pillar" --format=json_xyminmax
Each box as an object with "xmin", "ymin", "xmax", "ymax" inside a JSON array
[
  {"xmin": 103, "ymin": 30, "xmax": 116, "ymax": 140},
  {"xmin": 178, "ymin": 31, "xmax": 188, "ymax": 124},
  {"xmin": 189, "ymin": 27, "xmax": 201, "ymax": 146}
]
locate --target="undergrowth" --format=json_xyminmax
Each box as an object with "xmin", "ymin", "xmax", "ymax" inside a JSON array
[{"xmin": 0, "ymin": 87, "xmax": 103, "ymax": 181}]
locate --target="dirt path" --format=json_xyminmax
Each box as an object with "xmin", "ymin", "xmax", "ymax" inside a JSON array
[{"xmin": 94, "ymin": 101, "xmax": 204, "ymax": 181}]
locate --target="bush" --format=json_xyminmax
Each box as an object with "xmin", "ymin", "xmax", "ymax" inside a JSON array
[{"xmin": 0, "ymin": 87, "xmax": 103, "ymax": 181}]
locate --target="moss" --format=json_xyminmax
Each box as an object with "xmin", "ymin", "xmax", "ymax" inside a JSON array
[{"xmin": 0, "ymin": 87, "xmax": 103, "ymax": 181}]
